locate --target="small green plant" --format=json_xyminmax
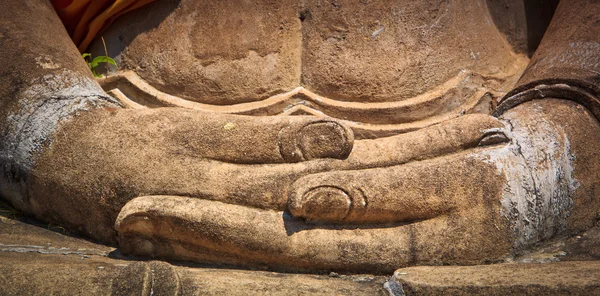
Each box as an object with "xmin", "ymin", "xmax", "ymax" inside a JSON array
[{"xmin": 82, "ymin": 36, "xmax": 117, "ymax": 78}]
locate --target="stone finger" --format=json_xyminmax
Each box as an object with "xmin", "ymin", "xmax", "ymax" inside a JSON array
[
  {"xmin": 154, "ymin": 109, "xmax": 354, "ymax": 163},
  {"xmin": 346, "ymin": 113, "xmax": 508, "ymax": 168},
  {"xmin": 289, "ymin": 149, "xmax": 506, "ymax": 224},
  {"xmin": 115, "ymin": 195, "xmax": 511, "ymax": 273}
]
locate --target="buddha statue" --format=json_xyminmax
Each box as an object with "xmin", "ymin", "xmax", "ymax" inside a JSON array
[{"xmin": 2, "ymin": 0, "xmax": 600, "ymax": 274}]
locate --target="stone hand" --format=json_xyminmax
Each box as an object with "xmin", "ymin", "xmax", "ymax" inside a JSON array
[
  {"xmin": 21, "ymin": 106, "xmax": 356, "ymax": 243},
  {"xmin": 23, "ymin": 103, "xmax": 492, "ymax": 242},
  {"xmin": 115, "ymin": 99, "xmax": 600, "ymax": 273},
  {"xmin": 0, "ymin": 0, "xmax": 356, "ymax": 245},
  {"xmin": 5, "ymin": 0, "xmax": 600, "ymax": 276}
]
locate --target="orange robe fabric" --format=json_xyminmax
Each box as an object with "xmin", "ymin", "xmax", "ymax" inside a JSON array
[{"xmin": 51, "ymin": 0, "xmax": 155, "ymax": 52}]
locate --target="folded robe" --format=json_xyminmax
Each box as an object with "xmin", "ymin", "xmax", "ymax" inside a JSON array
[{"xmin": 51, "ymin": 0, "xmax": 155, "ymax": 52}]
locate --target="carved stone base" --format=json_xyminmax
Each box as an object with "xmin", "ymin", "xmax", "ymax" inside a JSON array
[{"xmin": 1, "ymin": 201, "xmax": 599, "ymax": 295}]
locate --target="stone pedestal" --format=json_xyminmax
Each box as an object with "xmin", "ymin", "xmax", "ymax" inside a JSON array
[{"xmin": 2, "ymin": 201, "xmax": 598, "ymax": 295}]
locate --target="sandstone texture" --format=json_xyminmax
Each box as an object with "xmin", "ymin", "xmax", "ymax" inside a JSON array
[
  {"xmin": 0, "ymin": 208, "xmax": 389, "ymax": 295},
  {"xmin": 1, "ymin": 0, "xmax": 600, "ymax": 293},
  {"xmin": 388, "ymin": 261, "xmax": 600, "ymax": 295},
  {"xmin": 2, "ymin": 204, "xmax": 600, "ymax": 295}
]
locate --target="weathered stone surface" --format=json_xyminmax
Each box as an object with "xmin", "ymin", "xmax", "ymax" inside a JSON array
[
  {"xmin": 92, "ymin": 0, "xmax": 531, "ymax": 139},
  {"xmin": 2, "ymin": 0, "xmax": 600, "ymax": 283},
  {"xmin": 0, "ymin": 213, "xmax": 113, "ymax": 257},
  {"xmin": 300, "ymin": 0, "xmax": 526, "ymax": 102},
  {"xmin": 564, "ymin": 226, "xmax": 600, "ymax": 261},
  {"xmin": 511, "ymin": 223, "xmax": 600, "ymax": 264},
  {"xmin": 108, "ymin": 99, "xmax": 600, "ymax": 273},
  {"xmin": 388, "ymin": 262, "xmax": 600, "ymax": 295},
  {"xmin": 0, "ymin": 251, "xmax": 389, "ymax": 296},
  {"xmin": 0, "ymin": 209, "xmax": 389, "ymax": 295},
  {"xmin": 91, "ymin": 0, "xmax": 303, "ymax": 105},
  {"xmin": 2, "ymin": 208, "xmax": 599, "ymax": 295},
  {"xmin": 94, "ymin": 0, "xmax": 529, "ymax": 105}
]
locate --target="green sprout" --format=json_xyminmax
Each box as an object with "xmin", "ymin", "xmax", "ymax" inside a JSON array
[{"xmin": 82, "ymin": 36, "xmax": 117, "ymax": 78}]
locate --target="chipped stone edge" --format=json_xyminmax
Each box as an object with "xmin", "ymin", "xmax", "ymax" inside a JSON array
[{"xmin": 384, "ymin": 272, "xmax": 406, "ymax": 296}]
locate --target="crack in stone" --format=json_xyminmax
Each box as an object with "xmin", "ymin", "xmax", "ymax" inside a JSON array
[{"xmin": 0, "ymin": 243, "xmax": 109, "ymax": 256}]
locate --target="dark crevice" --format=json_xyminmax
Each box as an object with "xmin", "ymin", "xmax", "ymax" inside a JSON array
[
  {"xmin": 299, "ymin": 9, "xmax": 311, "ymax": 22},
  {"xmin": 524, "ymin": 0, "xmax": 560, "ymax": 57}
]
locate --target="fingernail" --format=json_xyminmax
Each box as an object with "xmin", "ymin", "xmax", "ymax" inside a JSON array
[
  {"xmin": 279, "ymin": 120, "xmax": 354, "ymax": 162},
  {"xmin": 478, "ymin": 129, "xmax": 509, "ymax": 146},
  {"xmin": 289, "ymin": 186, "xmax": 351, "ymax": 221}
]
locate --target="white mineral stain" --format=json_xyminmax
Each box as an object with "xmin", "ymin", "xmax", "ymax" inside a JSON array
[
  {"xmin": 471, "ymin": 106, "xmax": 578, "ymax": 251},
  {"xmin": 3, "ymin": 70, "xmax": 118, "ymax": 170}
]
